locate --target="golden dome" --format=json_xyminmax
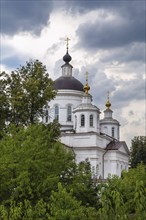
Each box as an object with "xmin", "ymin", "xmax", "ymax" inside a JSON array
[
  {"xmin": 105, "ymin": 92, "xmax": 111, "ymax": 109},
  {"xmin": 105, "ymin": 99, "xmax": 111, "ymax": 109},
  {"xmin": 84, "ymin": 83, "xmax": 90, "ymax": 94}
]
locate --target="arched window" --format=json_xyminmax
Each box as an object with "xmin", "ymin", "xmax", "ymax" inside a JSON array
[
  {"xmin": 67, "ymin": 105, "xmax": 72, "ymax": 121},
  {"xmin": 112, "ymin": 127, "xmax": 115, "ymax": 137},
  {"xmin": 81, "ymin": 114, "xmax": 85, "ymax": 127},
  {"xmin": 55, "ymin": 105, "xmax": 59, "ymax": 121},
  {"xmin": 90, "ymin": 114, "xmax": 93, "ymax": 126},
  {"xmin": 103, "ymin": 126, "xmax": 107, "ymax": 134},
  {"xmin": 75, "ymin": 115, "xmax": 77, "ymax": 130},
  {"xmin": 45, "ymin": 109, "xmax": 48, "ymax": 123}
]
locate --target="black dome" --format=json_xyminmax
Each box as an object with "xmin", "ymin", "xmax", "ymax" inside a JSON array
[
  {"xmin": 54, "ymin": 76, "xmax": 84, "ymax": 92},
  {"xmin": 63, "ymin": 52, "xmax": 72, "ymax": 63}
]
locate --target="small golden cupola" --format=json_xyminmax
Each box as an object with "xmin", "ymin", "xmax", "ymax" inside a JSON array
[
  {"xmin": 105, "ymin": 91, "xmax": 111, "ymax": 109},
  {"xmin": 84, "ymin": 71, "xmax": 90, "ymax": 94}
]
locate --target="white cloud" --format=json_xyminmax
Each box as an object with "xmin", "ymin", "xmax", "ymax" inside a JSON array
[
  {"xmin": 120, "ymin": 100, "xmax": 145, "ymax": 147},
  {"xmin": 0, "ymin": 64, "xmax": 12, "ymax": 73}
]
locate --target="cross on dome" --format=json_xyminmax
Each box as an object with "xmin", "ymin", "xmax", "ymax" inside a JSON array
[
  {"xmin": 84, "ymin": 71, "xmax": 90, "ymax": 94},
  {"xmin": 63, "ymin": 37, "xmax": 72, "ymax": 63},
  {"xmin": 65, "ymin": 37, "xmax": 70, "ymax": 50},
  {"xmin": 86, "ymin": 70, "xmax": 88, "ymax": 82},
  {"xmin": 105, "ymin": 91, "xmax": 111, "ymax": 109}
]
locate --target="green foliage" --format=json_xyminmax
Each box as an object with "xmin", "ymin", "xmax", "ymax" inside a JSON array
[
  {"xmin": 134, "ymin": 180, "xmax": 146, "ymax": 220},
  {"xmin": 0, "ymin": 122, "xmax": 99, "ymax": 219},
  {"xmin": 0, "ymin": 199, "xmax": 48, "ymax": 219},
  {"xmin": 0, "ymin": 72, "xmax": 9, "ymax": 137},
  {"xmin": 0, "ymin": 60, "xmax": 56, "ymax": 129},
  {"xmin": 1, "ymin": 120, "xmax": 146, "ymax": 220},
  {"xmin": 130, "ymin": 136, "xmax": 146, "ymax": 168},
  {"xmin": 64, "ymin": 159, "xmax": 98, "ymax": 208},
  {"xmin": 0, "ymin": 123, "xmax": 74, "ymax": 206},
  {"xmin": 98, "ymin": 164, "xmax": 146, "ymax": 220},
  {"xmin": 98, "ymin": 188, "xmax": 128, "ymax": 220},
  {"xmin": 48, "ymin": 182, "xmax": 97, "ymax": 220}
]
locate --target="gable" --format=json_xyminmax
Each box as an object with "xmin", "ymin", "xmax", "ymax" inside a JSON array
[{"xmin": 106, "ymin": 141, "xmax": 130, "ymax": 155}]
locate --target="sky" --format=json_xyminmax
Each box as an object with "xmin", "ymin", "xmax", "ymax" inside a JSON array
[{"xmin": 1, "ymin": 0, "xmax": 146, "ymax": 147}]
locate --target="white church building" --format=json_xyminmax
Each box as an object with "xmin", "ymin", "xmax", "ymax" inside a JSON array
[{"xmin": 46, "ymin": 44, "xmax": 129, "ymax": 179}]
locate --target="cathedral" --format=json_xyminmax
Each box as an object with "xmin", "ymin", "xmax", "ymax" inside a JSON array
[{"xmin": 46, "ymin": 41, "xmax": 129, "ymax": 179}]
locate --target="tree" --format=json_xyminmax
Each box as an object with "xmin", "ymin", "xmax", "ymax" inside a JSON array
[
  {"xmin": 48, "ymin": 182, "xmax": 97, "ymax": 220},
  {"xmin": 0, "ymin": 60, "xmax": 56, "ymax": 128},
  {"xmin": 130, "ymin": 136, "xmax": 146, "ymax": 168},
  {"xmin": 98, "ymin": 163, "xmax": 146, "ymax": 219},
  {"xmin": 0, "ymin": 72, "xmax": 9, "ymax": 137},
  {"xmin": 0, "ymin": 123, "xmax": 99, "ymax": 219},
  {"xmin": 0, "ymin": 123, "xmax": 75, "ymax": 207},
  {"xmin": 63, "ymin": 159, "xmax": 99, "ymax": 208}
]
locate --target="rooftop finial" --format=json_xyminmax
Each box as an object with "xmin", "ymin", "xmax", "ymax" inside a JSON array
[
  {"xmin": 86, "ymin": 70, "xmax": 88, "ymax": 82},
  {"xmin": 107, "ymin": 91, "xmax": 110, "ymax": 99},
  {"xmin": 105, "ymin": 91, "xmax": 111, "ymax": 109},
  {"xmin": 84, "ymin": 71, "xmax": 90, "ymax": 94},
  {"xmin": 63, "ymin": 37, "xmax": 72, "ymax": 63},
  {"xmin": 65, "ymin": 37, "xmax": 70, "ymax": 51}
]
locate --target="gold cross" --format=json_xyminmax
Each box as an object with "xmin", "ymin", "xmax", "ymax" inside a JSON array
[
  {"xmin": 107, "ymin": 91, "xmax": 110, "ymax": 100},
  {"xmin": 65, "ymin": 37, "xmax": 70, "ymax": 50},
  {"xmin": 86, "ymin": 71, "xmax": 88, "ymax": 82}
]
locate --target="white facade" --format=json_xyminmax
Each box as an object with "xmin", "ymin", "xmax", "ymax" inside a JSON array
[
  {"xmin": 100, "ymin": 108, "xmax": 120, "ymax": 140},
  {"xmin": 48, "ymin": 90, "xmax": 84, "ymax": 131},
  {"xmin": 46, "ymin": 49, "xmax": 129, "ymax": 179}
]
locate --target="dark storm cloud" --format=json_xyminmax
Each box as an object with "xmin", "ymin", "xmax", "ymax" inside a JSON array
[
  {"xmin": 75, "ymin": 1, "xmax": 145, "ymax": 50},
  {"xmin": 112, "ymin": 75, "xmax": 145, "ymax": 108},
  {"xmin": 1, "ymin": 0, "xmax": 53, "ymax": 35},
  {"xmin": 66, "ymin": 0, "xmax": 132, "ymax": 12},
  {"xmin": 67, "ymin": 0, "xmax": 145, "ymax": 21},
  {"xmin": 101, "ymin": 43, "xmax": 145, "ymax": 64}
]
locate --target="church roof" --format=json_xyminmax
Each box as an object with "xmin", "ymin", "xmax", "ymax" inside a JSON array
[
  {"xmin": 54, "ymin": 76, "xmax": 84, "ymax": 92},
  {"xmin": 106, "ymin": 141, "xmax": 130, "ymax": 154},
  {"xmin": 100, "ymin": 118, "xmax": 120, "ymax": 124}
]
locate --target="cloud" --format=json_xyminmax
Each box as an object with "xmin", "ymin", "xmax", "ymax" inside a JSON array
[
  {"xmin": 1, "ymin": 1, "xmax": 53, "ymax": 35},
  {"xmin": 120, "ymin": 99, "xmax": 145, "ymax": 146},
  {"xmin": 67, "ymin": 0, "xmax": 145, "ymax": 21},
  {"xmin": 111, "ymin": 76, "xmax": 145, "ymax": 108},
  {"xmin": 72, "ymin": 59, "xmax": 145, "ymax": 111},
  {"xmin": 75, "ymin": 2, "xmax": 145, "ymax": 50},
  {"xmin": 72, "ymin": 64, "xmax": 116, "ymax": 109},
  {"xmin": 2, "ymin": 56, "xmax": 25, "ymax": 69},
  {"xmin": 76, "ymin": 15, "xmax": 145, "ymax": 50},
  {"xmin": 128, "ymin": 110, "xmax": 134, "ymax": 116},
  {"xmin": 101, "ymin": 43, "xmax": 145, "ymax": 64},
  {"xmin": 66, "ymin": 0, "xmax": 130, "ymax": 12}
]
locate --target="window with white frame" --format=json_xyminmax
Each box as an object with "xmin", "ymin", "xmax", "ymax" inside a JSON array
[
  {"xmin": 112, "ymin": 127, "xmax": 115, "ymax": 137},
  {"xmin": 67, "ymin": 105, "xmax": 72, "ymax": 121},
  {"xmin": 90, "ymin": 114, "xmax": 93, "ymax": 126},
  {"xmin": 81, "ymin": 114, "xmax": 85, "ymax": 126},
  {"xmin": 55, "ymin": 105, "xmax": 59, "ymax": 121}
]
